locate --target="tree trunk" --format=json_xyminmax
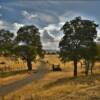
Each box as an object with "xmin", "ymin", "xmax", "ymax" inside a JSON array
[
  {"xmin": 27, "ymin": 59, "xmax": 32, "ymax": 71},
  {"xmin": 90, "ymin": 61, "xmax": 95, "ymax": 75},
  {"xmin": 85, "ymin": 61, "xmax": 89, "ymax": 76},
  {"xmin": 90, "ymin": 65, "xmax": 93, "ymax": 75},
  {"xmin": 73, "ymin": 60, "xmax": 78, "ymax": 77},
  {"xmin": 85, "ymin": 66, "xmax": 89, "ymax": 76}
]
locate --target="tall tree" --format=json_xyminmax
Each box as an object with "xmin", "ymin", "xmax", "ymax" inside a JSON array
[
  {"xmin": 0, "ymin": 29, "xmax": 14, "ymax": 56},
  {"xmin": 59, "ymin": 17, "xmax": 98, "ymax": 77},
  {"xmin": 14, "ymin": 25, "xmax": 43, "ymax": 71}
]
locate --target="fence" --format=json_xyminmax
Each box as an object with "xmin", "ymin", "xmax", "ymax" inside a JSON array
[{"xmin": 0, "ymin": 59, "xmax": 27, "ymax": 72}]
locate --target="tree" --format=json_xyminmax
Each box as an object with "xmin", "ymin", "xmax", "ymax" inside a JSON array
[
  {"xmin": 96, "ymin": 44, "xmax": 100, "ymax": 61},
  {"xmin": 96, "ymin": 38, "xmax": 100, "ymax": 60},
  {"xmin": 59, "ymin": 17, "xmax": 98, "ymax": 77},
  {"xmin": 87, "ymin": 43, "xmax": 100, "ymax": 75},
  {"xmin": 82, "ymin": 42, "xmax": 98, "ymax": 75},
  {"xmin": 14, "ymin": 25, "xmax": 43, "ymax": 71},
  {"xmin": 0, "ymin": 29, "xmax": 14, "ymax": 56}
]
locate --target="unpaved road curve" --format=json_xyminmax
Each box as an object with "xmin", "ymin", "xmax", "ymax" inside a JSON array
[{"xmin": 0, "ymin": 61, "xmax": 48, "ymax": 96}]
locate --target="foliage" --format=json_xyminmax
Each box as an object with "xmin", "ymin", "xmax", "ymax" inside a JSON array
[
  {"xmin": 14, "ymin": 25, "xmax": 43, "ymax": 70},
  {"xmin": 59, "ymin": 16, "xmax": 98, "ymax": 77},
  {"xmin": 0, "ymin": 29, "xmax": 14, "ymax": 56}
]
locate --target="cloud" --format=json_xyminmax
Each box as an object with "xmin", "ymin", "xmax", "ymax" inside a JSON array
[
  {"xmin": 0, "ymin": 19, "xmax": 59, "ymax": 50},
  {"xmin": 1, "ymin": 5, "xmax": 15, "ymax": 12},
  {"xmin": 97, "ymin": 28, "xmax": 100, "ymax": 37},
  {"xmin": 44, "ymin": 24, "xmax": 59, "ymax": 31},
  {"xmin": 21, "ymin": 10, "xmax": 59, "ymax": 28},
  {"xmin": 41, "ymin": 30, "xmax": 59, "ymax": 50},
  {"xmin": 22, "ymin": 10, "xmax": 37, "ymax": 20},
  {"xmin": 40, "ymin": 10, "xmax": 100, "ymax": 50},
  {"xmin": 40, "ymin": 23, "xmax": 63, "ymax": 50},
  {"xmin": 58, "ymin": 11, "xmax": 86, "ymax": 24},
  {"xmin": 37, "ymin": 12, "xmax": 59, "ymax": 25},
  {"xmin": 0, "ymin": 20, "xmax": 9, "ymax": 29},
  {"xmin": 0, "ymin": 20, "xmax": 4, "ymax": 29},
  {"xmin": 0, "ymin": 20, "xmax": 24, "ymax": 35},
  {"xmin": 41, "ymin": 23, "xmax": 63, "ymax": 38},
  {"xmin": 0, "ymin": 5, "xmax": 2, "ymax": 9},
  {"xmin": 42, "ymin": 41, "xmax": 59, "ymax": 50},
  {"xmin": 41, "ymin": 30, "xmax": 55, "ymax": 43},
  {"xmin": 21, "ymin": 10, "xmax": 63, "ymax": 49},
  {"xmin": 1, "ymin": 5, "xmax": 99, "ymax": 50},
  {"xmin": 0, "ymin": 13, "xmax": 2, "ymax": 17},
  {"xmin": 12, "ymin": 22, "xmax": 24, "ymax": 34}
]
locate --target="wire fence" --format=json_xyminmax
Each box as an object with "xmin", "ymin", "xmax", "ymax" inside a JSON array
[{"xmin": 0, "ymin": 58, "xmax": 27, "ymax": 72}]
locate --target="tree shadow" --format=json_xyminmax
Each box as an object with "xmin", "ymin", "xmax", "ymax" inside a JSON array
[{"xmin": 44, "ymin": 73, "xmax": 100, "ymax": 89}]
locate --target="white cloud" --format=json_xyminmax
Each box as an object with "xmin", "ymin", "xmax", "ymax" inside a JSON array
[
  {"xmin": 39, "ymin": 23, "xmax": 63, "ymax": 50},
  {"xmin": 0, "ymin": 20, "xmax": 24, "ymax": 35},
  {"xmin": 97, "ymin": 28, "xmax": 100, "ymax": 37},
  {"xmin": 94, "ymin": 28, "xmax": 100, "ymax": 42},
  {"xmin": 41, "ymin": 22, "xmax": 63, "ymax": 38},
  {"xmin": 12, "ymin": 23, "xmax": 24, "ymax": 34},
  {"xmin": 44, "ymin": 24, "xmax": 59, "ymax": 31},
  {"xmin": 22, "ymin": 10, "xmax": 37, "ymax": 20},
  {"xmin": 42, "ymin": 40, "xmax": 59, "ymax": 50}
]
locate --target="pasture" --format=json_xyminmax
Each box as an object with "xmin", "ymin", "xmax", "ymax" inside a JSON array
[{"xmin": 0, "ymin": 54, "xmax": 100, "ymax": 100}]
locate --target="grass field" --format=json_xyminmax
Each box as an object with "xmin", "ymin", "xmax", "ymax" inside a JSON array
[
  {"xmin": 0, "ymin": 54, "xmax": 100, "ymax": 100},
  {"xmin": 0, "ymin": 56, "xmax": 40, "ymax": 71},
  {"xmin": 0, "ymin": 56, "xmax": 40, "ymax": 86}
]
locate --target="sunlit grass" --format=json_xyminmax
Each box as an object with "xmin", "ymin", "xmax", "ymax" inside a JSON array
[
  {"xmin": 0, "ymin": 55, "xmax": 100, "ymax": 100},
  {"xmin": 4, "ymin": 72, "xmax": 100, "ymax": 100}
]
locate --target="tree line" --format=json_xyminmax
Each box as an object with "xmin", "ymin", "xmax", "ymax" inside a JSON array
[{"xmin": 0, "ymin": 16, "xmax": 100, "ymax": 77}]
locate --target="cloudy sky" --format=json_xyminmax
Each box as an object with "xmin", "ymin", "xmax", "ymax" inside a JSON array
[{"xmin": 0, "ymin": 0, "xmax": 100, "ymax": 50}]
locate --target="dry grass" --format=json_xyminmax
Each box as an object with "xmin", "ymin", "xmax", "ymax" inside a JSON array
[
  {"xmin": 0, "ymin": 56, "xmax": 41, "ymax": 73},
  {"xmin": 0, "ymin": 73, "xmax": 30, "ymax": 86},
  {"xmin": 0, "ymin": 55, "xmax": 100, "ymax": 100},
  {"xmin": 44, "ymin": 54, "xmax": 75, "ymax": 71},
  {"xmin": 0, "ymin": 56, "xmax": 40, "ymax": 86},
  {"xmin": 4, "ymin": 72, "xmax": 100, "ymax": 100}
]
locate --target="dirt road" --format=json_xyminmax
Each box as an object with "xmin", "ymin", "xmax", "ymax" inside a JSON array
[{"xmin": 0, "ymin": 61, "xmax": 48, "ymax": 96}]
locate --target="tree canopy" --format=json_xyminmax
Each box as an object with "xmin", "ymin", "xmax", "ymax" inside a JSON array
[
  {"xmin": 0, "ymin": 29, "xmax": 14, "ymax": 56},
  {"xmin": 59, "ymin": 17, "xmax": 98, "ymax": 77},
  {"xmin": 14, "ymin": 25, "xmax": 43, "ymax": 70}
]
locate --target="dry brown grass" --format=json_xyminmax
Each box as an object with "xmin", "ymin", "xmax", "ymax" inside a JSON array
[
  {"xmin": 0, "ymin": 56, "xmax": 40, "ymax": 71},
  {"xmin": 0, "ymin": 73, "xmax": 30, "ymax": 86},
  {"xmin": 0, "ymin": 56, "xmax": 41, "ymax": 86},
  {"xmin": 4, "ymin": 72, "xmax": 100, "ymax": 100},
  {"xmin": 0, "ymin": 55, "xmax": 100, "ymax": 100}
]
